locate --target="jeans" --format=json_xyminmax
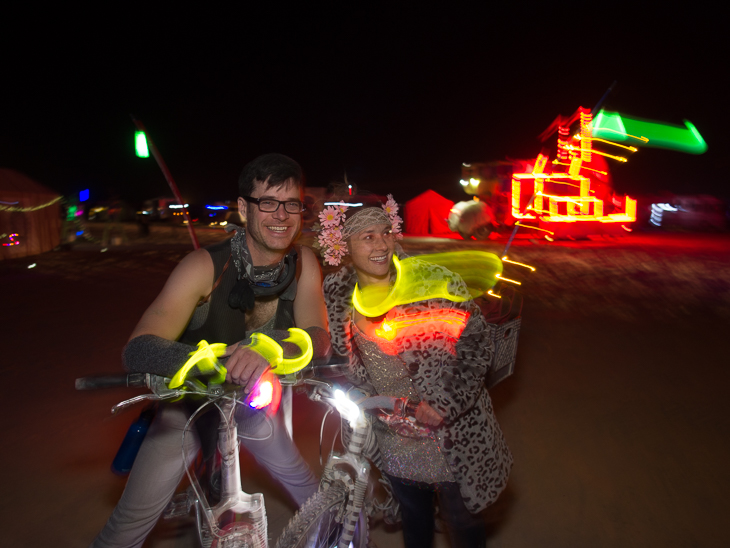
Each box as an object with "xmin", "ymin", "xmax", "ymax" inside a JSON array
[
  {"xmin": 386, "ymin": 474, "xmax": 487, "ymax": 548},
  {"xmin": 90, "ymin": 403, "xmax": 318, "ymax": 548}
]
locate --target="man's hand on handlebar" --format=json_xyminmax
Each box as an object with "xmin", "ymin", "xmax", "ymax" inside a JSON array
[{"xmin": 222, "ymin": 344, "xmax": 271, "ymax": 394}]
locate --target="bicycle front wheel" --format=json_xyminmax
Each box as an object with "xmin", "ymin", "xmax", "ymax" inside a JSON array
[{"xmin": 276, "ymin": 480, "xmax": 370, "ymax": 548}]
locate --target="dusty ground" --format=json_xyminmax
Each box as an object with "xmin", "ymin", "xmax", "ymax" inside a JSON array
[{"xmin": 2, "ymin": 223, "xmax": 729, "ymax": 547}]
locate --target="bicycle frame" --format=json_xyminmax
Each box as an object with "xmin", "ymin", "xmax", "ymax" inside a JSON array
[
  {"xmin": 303, "ymin": 382, "xmax": 402, "ymax": 548},
  {"xmin": 113, "ymin": 378, "xmax": 270, "ymax": 548}
]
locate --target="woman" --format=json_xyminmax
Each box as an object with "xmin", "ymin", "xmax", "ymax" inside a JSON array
[{"xmin": 320, "ymin": 199, "xmax": 512, "ymax": 548}]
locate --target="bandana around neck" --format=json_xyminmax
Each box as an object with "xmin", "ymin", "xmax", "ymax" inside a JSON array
[{"xmin": 225, "ymin": 224, "xmax": 296, "ymax": 311}]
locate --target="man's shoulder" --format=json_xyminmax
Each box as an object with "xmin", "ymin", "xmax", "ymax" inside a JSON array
[
  {"xmin": 296, "ymin": 245, "xmax": 320, "ymax": 273},
  {"xmin": 296, "ymin": 244, "xmax": 315, "ymax": 261},
  {"xmin": 174, "ymin": 247, "xmax": 215, "ymax": 279}
]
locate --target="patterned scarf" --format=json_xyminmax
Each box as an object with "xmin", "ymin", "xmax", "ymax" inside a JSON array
[{"xmin": 226, "ymin": 224, "xmax": 296, "ymax": 311}]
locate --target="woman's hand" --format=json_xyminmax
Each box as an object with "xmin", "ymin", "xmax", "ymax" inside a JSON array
[{"xmin": 415, "ymin": 401, "xmax": 444, "ymax": 427}]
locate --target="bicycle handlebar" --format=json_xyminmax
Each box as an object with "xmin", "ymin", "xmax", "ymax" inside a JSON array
[{"xmin": 75, "ymin": 373, "xmax": 149, "ymax": 390}]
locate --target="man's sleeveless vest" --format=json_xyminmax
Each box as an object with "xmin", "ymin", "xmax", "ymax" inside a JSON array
[{"xmin": 179, "ymin": 238, "xmax": 297, "ymax": 347}]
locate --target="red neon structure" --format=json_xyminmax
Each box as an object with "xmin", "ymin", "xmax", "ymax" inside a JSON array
[{"xmin": 507, "ymin": 107, "xmax": 636, "ymax": 237}]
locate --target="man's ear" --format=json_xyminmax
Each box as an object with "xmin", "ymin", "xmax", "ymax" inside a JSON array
[{"xmin": 237, "ymin": 197, "xmax": 247, "ymax": 224}]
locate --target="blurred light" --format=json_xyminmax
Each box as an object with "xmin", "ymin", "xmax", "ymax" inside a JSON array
[
  {"xmin": 1, "ymin": 233, "xmax": 19, "ymax": 246},
  {"xmin": 168, "ymin": 340, "xmax": 227, "ymax": 389},
  {"xmin": 650, "ymin": 203, "xmax": 679, "ymax": 226},
  {"xmin": 169, "ymin": 204, "xmax": 189, "ymax": 209},
  {"xmin": 510, "ymin": 107, "xmax": 637, "ymax": 230},
  {"xmin": 459, "ymin": 179, "xmax": 469, "ymax": 186},
  {"xmin": 249, "ymin": 380, "xmax": 273, "ymax": 409},
  {"xmin": 592, "ymin": 110, "xmax": 707, "ymax": 154},
  {"xmin": 205, "ymin": 205, "xmax": 228, "ymax": 210},
  {"xmin": 334, "ymin": 389, "xmax": 361, "ymax": 425},
  {"xmin": 375, "ymin": 310, "xmax": 469, "ymax": 342},
  {"xmin": 496, "ymin": 274, "xmax": 521, "ymax": 286},
  {"xmin": 501, "ymin": 256, "xmax": 536, "ymax": 271},
  {"xmin": 134, "ymin": 131, "xmax": 149, "ymax": 158},
  {"xmin": 79, "ymin": 189, "xmax": 89, "ymax": 202},
  {"xmin": 28, "ymin": 263, "xmax": 36, "ymax": 269},
  {"xmin": 469, "ymin": 178, "xmax": 480, "ymax": 186},
  {"xmin": 324, "ymin": 202, "xmax": 363, "ymax": 207}
]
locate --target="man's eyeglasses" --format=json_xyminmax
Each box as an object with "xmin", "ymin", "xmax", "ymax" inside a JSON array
[{"xmin": 242, "ymin": 196, "xmax": 305, "ymax": 214}]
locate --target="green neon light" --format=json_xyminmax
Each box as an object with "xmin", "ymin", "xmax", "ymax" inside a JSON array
[
  {"xmin": 415, "ymin": 251, "xmax": 504, "ymax": 298},
  {"xmin": 592, "ymin": 110, "xmax": 707, "ymax": 154},
  {"xmin": 169, "ymin": 340, "xmax": 227, "ymax": 388},
  {"xmin": 135, "ymin": 131, "xmax": 150, "ymax": 158},
  {"xmin": 168, "ymin": 330, "xmax": 313, "ymax": 389},
  {"xmin": 244, "ymin": 328, "xmax": 314, "ymax": 375},
  {"xmin": 353, "ymin": 253, "xmax": 502, "ymax": 318}
]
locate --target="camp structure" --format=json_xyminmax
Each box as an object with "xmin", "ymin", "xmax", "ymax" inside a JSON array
[
  {"xmin": 404, "ymin": 190, "xmax": 455, "ymax": 235},
  {"xmin": 0, "ymin": 169, "xmax": 62, "ymax": 260}
]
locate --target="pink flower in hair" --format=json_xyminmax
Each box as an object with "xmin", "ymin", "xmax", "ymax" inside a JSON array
[
  {"xmin": 324, "ymin": 237, "xmax": 348, "ymax": 265},
  {"xmin": 382, "ymin": 194, "xmax": 404, "ymax": 240},
  {"xmin": 319, "ymin": 206, "xmax": 343, "ymax": 228},
  {"xmin": 383, "ymin": 195, "xmax": 398, "ymax": 216}
]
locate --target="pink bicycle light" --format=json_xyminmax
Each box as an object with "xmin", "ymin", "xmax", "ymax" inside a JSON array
[{"xmin": 249, "ymin": 380, "xmax": 274, "ymax": 409}]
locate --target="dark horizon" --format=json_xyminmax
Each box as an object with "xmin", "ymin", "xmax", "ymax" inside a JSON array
[{"xmin": 2, "ymin": 7, "xmax": 726, "ymax": 208}]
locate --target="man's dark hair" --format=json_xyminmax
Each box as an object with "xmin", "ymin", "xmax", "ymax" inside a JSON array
[{"xmin": 238, "ymin": 153, "xmax": 305, "ymax": 197}]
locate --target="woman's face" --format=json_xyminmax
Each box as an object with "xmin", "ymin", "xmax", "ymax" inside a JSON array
[{"xmin": 348, "ymin": 223, "xmax": 395, "ymax": 286}]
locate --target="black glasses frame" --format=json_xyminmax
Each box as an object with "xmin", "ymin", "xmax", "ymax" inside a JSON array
[{"xmin": 242, "ymin": 196, "xmax": 305, "ymax": 214}]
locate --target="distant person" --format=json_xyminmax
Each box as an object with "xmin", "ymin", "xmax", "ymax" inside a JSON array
[
  {"xmin": 320, "ymin": 197, "xmax": 512, "ymax": 548},
  {"xmin": 91, "ymin": 153, "xmax": 331, "ymax": 547}
]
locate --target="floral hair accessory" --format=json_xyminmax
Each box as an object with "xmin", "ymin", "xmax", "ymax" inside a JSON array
[
  {"xmin": 316, "ymin": 202, "xmax": 349, "ymax": 266},
  {"xmin": 382, "ymin": 194, "xmax": 403, "ymax": 240},
  {"xmin": 315, "ymin": 195, "xmax": 403, "ymax": 266}
]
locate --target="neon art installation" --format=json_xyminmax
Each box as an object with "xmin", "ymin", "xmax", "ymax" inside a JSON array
[{"xmin": 509, "ymin": 107, "xmax": 639, "ymax": 237}]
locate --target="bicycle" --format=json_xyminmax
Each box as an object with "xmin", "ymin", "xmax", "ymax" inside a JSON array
[
  {"xmin": 77, "ymin": 368, "xmax": 274, "ymax": 548},
  {"xmin": 77, "ymin": 356, "xmax": 415, "ymax": 548},
  {"xmin": 276, "ymin": 375, "xmax": 421, "ymax": 548}
]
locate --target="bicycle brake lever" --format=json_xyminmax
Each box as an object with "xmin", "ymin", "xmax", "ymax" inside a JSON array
[{"xmin": 111, "ymin": 391, "xmax": 186, "ymax": 414}]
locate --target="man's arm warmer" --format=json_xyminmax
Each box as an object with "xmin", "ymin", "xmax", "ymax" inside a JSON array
[{"xmin": 122, "ymin": 334, "xmax": 197, "ymax": 377}]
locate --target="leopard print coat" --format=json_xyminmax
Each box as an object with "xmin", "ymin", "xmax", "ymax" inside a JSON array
[{"xmin": 323, "ymin": 259, "xmax": 513, "ymax": 513}]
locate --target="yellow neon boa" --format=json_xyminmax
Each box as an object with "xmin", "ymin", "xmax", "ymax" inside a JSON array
[
  {"xmin": 168, "ymin": 329, "xmax": 313, "ymax": 388},
  {"xmin": 244, "ymin": 328, "xmax": 314, "ymax": 375},
  {"xmin": 169, "ymin": 340, "xmax": 227, "ymax": 389},
  {"xmin": 352, "ymin": 253, "xmax": 503, "ymax": 318}
]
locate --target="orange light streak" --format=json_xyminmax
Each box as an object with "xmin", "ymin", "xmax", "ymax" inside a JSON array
[
  {"xmin": 495, "ymin": 275, "xmax": 521, "ymax": 286},
  {"xmin": 501, "ymin": 256, "xmax": 536, "ymax": 271},
  {"xmin": 591, "ymin": 138, "xmax": 638, "ymax": 151},
  {"xmin": 375, "ymin": 310, "xmax": 469, "ymax": 342},
  {"xmin": 487, "ymin": 290, "xmax": 502, "ymax": 299},
  {"xmin": 589, "ymin": 127, "xmax": 649, "ymax": 142},
  {"xmin": 588, "ymin": 149, "xmax": 628, "ymax": 162},
  {"xmin": 553, "ymin": 161, "xmax": 608, "ymax": 176},
  {"xmin": 515, "ymin": 222, "xmax": 554, "ymax": 234}
]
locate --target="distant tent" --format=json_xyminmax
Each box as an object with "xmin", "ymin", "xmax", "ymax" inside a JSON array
[
  {"xmin": 404, "ymin": 190, "xmax": 454, "ymax": 235},
  {"xmin": 0, "ymin": 169, "xmax": 62, "ymax": 260}
]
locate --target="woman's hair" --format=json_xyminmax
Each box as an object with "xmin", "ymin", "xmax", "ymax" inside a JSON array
[{"xmin": 342, "ymin": 207, "xmax": 391, "ymax": 239}]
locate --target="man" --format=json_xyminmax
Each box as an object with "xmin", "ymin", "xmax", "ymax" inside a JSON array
[{"xmin": 91, "ymin": 153, "xmax": 330, "ymax": 548}]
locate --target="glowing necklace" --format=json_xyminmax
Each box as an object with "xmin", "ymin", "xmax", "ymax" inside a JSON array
[{"xmin": 352, "ymin": 255, "xmax": 470, "ymax": 318}]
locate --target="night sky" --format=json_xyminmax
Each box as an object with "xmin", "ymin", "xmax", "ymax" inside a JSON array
[{"xmin": 2, "ymin": 6, "xmax": 726, "ymax": 207}]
